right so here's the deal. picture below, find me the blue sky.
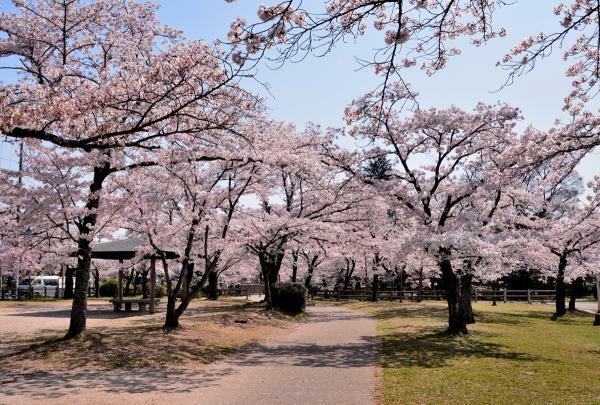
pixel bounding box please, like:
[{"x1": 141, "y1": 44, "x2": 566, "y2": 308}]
[{"x1": 1, "y1": 0, "x2": 598, "y2": 179}]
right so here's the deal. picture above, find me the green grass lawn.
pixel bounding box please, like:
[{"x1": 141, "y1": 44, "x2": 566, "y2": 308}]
[{"x1": 346, "y1": 300, "x2": 600, "y2": 405}]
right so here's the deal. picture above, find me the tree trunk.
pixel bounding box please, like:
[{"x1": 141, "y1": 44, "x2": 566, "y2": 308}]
[
  {"x1": 263, "y1": 268, "x2": 273, "y2": 310},
  {"x1": 64, "y1": 162, "x2": 110, "y2": 339},
  {"x1": 258, "y1": 254, "x2": 275, "y2": 310},
  {"x1": 268, "y1": 250, "x2": 285, "y2": 285},
  {"x1": 554, "y1": 255, "x2": 567, "y2": 317},
  {"x1": 124, "y1": 269, "x2": 134, "y2": 296},
  {"x1": 371, "y1": 274, "x2": 379, "y2": 302},
  {"x1": 440, "y1": 258, "x2": 467, "y2": 335},
  {"x1": 568, "y1": 278, "x2": 581, "y2": 312},
  {"x1": 164, "y1": 292, "x2": 179, "y2": 328},
  {"x1": 141, "y1": 271, "x2": 148, "y2": 299},
  {"x1": 461, "y1": 274, "x2": 475, "y2": 324},
  {"x1": 398, "y1": 271, "x2": 404, "y2": 303},
  {"x1": 65, "y1": 239, "x2": 92, "y2": 339},
  {"x1": 304, "y1": 274, "x2": 313, "y2": 289},
  {"x1": 207, "y1": 270, "x2": 219, "y2": 300},
  {"x1": 63, "y1": 266, "x2": 74, "y2": 300},
  {"x1": 291, "y1": 249, "x2": 299, "y2": 283},
  {"x1": 94, "y1": 267, "x2": 100, "y2": 298},
  {"x1": 417, "y1": 268, "x2": 423, "y2": 303}
]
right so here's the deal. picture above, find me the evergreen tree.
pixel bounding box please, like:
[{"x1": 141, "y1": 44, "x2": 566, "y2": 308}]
[{"x1": 364, "y1": 156, "x2": 392, "y2": 180}]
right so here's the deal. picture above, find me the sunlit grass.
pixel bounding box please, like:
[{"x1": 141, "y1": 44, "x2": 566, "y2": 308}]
[{"x1": 346, "y1": 300, "x2": 600, "y2": 405}]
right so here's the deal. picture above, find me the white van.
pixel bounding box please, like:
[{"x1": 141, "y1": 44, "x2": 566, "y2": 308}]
[{"x1": 19, "y1": 276, "x2": 63, "y2": 297}]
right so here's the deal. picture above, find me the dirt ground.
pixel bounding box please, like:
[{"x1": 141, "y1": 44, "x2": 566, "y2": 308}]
[{"x1": 0, "y1": 299, "x2": 377, "y2": 405}]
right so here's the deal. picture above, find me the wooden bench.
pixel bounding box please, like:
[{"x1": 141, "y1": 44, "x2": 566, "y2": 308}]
[{"x1": 110, "y1": 298, "x2": 161, "y2": 313}]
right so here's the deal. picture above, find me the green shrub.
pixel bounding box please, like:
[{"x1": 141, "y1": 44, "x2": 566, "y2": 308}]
[
  {"x1": 99, "y1": 279, "x2": 118, "y2": 298},
  {"x1": 155, "y1": 284, "x2": 166, "y2": 298},
  {"x1": 271, "y1": 282, "x2": 307, "y2": 315}
]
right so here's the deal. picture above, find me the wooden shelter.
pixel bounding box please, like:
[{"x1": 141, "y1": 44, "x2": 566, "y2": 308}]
[{"x1": 90, "y1": 237, "x2": 178, "y2": 314}]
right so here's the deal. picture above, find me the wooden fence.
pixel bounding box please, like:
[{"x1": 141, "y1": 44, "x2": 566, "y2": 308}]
[
  {"x1": 312, "y1": 288, "x2": 556, "y2": 304},
  {"x1": 222, "y1": 283, "x2": 264, "y2": 298}
]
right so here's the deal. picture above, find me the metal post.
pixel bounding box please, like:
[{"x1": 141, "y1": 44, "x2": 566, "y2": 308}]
[
  {"x1": 503, "y1": 288, "x2": 507, "y2": 303},
  {"x1": 149, "y1": 257, "x2": 156, "y2": 314},
  {"x1": 594, "y1": 275, "x2": 600, "y2": 326},
  {"x1": 527, "y1": 289, "x2": 531, "y2": 304}
]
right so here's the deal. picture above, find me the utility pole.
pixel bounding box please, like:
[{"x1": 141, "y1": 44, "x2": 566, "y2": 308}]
[{"x1": 15, "y1": 142, "x2": 23, "y2": 299}]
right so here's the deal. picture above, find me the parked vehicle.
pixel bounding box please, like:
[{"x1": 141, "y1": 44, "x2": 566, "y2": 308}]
[{"x1": 18, "y1": 276, "x2": 63, "y2": 298}]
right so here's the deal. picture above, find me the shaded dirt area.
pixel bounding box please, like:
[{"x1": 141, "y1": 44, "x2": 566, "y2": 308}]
[
  {"x1": 0, "y1": 298, "x2": 291, "y2": 373},
  {"x1": 0, "y1": 303, "x2": 377, "y2": 405}
]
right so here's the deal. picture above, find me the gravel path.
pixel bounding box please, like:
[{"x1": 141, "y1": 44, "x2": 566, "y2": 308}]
[
  {"x1": 0, "y1": 304, "x2": 378, "y2": 405},
  {"x1": 574, "y1": 301, "x2": 599, "y2": 314}
]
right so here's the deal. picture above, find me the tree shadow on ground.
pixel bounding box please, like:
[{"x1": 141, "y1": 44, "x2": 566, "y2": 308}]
[
  {"x1": 0, "y1": 366, "x2": 236, "y2": 398},
  {"x1": 372, "y1": 304, "x2": 448, "y2": 322},
  {"x1": 0, "y1": 324, "x2": 240, "y2": 369},
  {"x1": 379, "y1": 329, "x2": 547, "y2": 369},
  {"x1": 0, "y1": 301, "x2": 285, "y2": 371},
  {"x1": 476, "y1": 308, "x2": 593, "y2": 326},
  {"x1": 225, "y1": 335, "x2": 378, "y2": 369}
]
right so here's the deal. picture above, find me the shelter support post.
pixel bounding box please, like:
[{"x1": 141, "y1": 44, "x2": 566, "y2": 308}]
[
  {"x1": 149, "y1": 258, "x2": 156, "y2": 314},
  {"x1": 118, "y1": 259, "x2": 124, "y2": 301}
]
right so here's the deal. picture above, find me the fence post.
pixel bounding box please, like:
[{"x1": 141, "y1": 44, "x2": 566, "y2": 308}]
[
  {"x1": 503, "y1": 288, "x2": 507, "y2": 303},
  {"x1": 474, "y1": 288, "x2": 478, "y2": 303},
  {"x1": 44, "y1": 286, "x2": 47, "y2": 298},
  {"x1": 527, "y1": 289, "x2": 531, "y2": 304}
]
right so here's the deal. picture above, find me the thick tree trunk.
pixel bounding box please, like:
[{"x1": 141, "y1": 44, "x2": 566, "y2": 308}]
[
  {"x1": 343, "y1": 275, "x2": 351, "y2": 291},
  {"x1": 440, "y1": 258, "x2": 468, "y2": 335},
  {"x1": 291, "y1": 250, "x2": 299, "y2": 283},
  {"x1": 163, "y1": 262, "x2": 207, "y2": 329},
  {"x1": 417, "y1": 268, "x2": 423, "y2": 303},
  {"x1": 164, "y1": 292, "x2": 179, "y2": 328},
  {"x1": 554, "y1": 255, "x2": 567, "y2": 317},
  {"x1": 371, "y1": 274, "x2": 379, "y2": 302},
  {"x1": 207, "y1": 271, "x2": 219, "y2": 300},
  {"x1": 268, "y1": 251, "x2": 285, "y2": 285},
  {"x1": 65, "y1": 239, "x2": 92, "y2": 339},
  {"x1": 568, "y1": 278, "x2": 581, "y2": 312},
  {"x1": 258, "y1": 253, "x2": 275, "y2": 310},
  {"x1": 63, "y1": 266, "x2": 74, "y2": 300},
  {"x1": 263, "y1": 267, "x2": 273, "y2": 310},
  {"x1": 64, "y1": 162, "x2": 110, "y2": 339},
  {"x1": 461, "y1": 274, "x2": 475, "y2": 324},
  {"x1": 304, "y1": 274, "x2": 313, "y2": 289}
]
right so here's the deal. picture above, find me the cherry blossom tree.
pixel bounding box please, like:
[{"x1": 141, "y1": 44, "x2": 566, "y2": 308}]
[
  {"x1": 226, "y1": 0, "x2": 510, "y2": 111},
  {"x1": 0, "y1": 0, "x2": 260, "y2": 338},
  {"x1": 514, "y1": 164, "x2": 600, "y2": 318},
  {"x1": 239, "y1": 122, "x2": 370, "y2": 309},
  {"x1": 115, "y1": 144, "x2": 259, "y2": 327},
  {"x1": 334, "y1": 99, "x2": 525, "y2": 334}
]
